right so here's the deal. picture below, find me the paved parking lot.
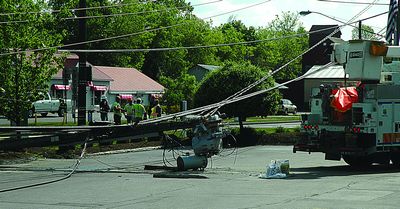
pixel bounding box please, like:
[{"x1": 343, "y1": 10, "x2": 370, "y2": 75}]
[{"x1": 1, "y1": 145, "x2": 400, "y2": 208}]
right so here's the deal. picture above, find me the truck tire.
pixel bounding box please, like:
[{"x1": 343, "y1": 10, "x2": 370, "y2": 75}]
[
  {"x1": 284, "y1": 109, "x2": 288, "y2": 115},
  {"x1": 40, "y1": 113, "x2": 48, "y2": 117},
  {"x1": 372, "y1": 153, "x2": 390, "y2": 165},
  {"x1": 28, "y1": 109, "x2": 35, "y2": 118},
  {"x1": 293, "y1": 108, "x2": 297, "y2": 115},
  {"x1": 390, "y1": 153, "x2": 400, "y2": 167},
  {"x1": 342, "y1": 155, "x2": 372, "y2": 167}
]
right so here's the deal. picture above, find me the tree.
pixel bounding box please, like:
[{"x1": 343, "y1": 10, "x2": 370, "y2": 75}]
[
  {"x1": 351, "y1": 24, "x2": 378, "y2": 40},
  {"x1": 159, "y1": 73, "x2": 198, "y2": 113},
  {"x1": 253, "y1": 12, "x2": 308, "y2": 80},
  {"x1": 194, "y1": 61, "x2": 281, "y2": 131},
  {"x1": 0, "y1": 0, "x2": 64, "y2": 126}
]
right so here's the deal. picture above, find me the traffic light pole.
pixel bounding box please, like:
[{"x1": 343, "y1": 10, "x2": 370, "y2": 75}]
[{"x1": 78, "y1": 0, "x2": 87, "y2": 126}]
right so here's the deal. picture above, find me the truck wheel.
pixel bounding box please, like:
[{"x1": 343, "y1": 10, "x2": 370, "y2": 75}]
[
  {"x1": 293, "y1": 108, "x2": 297, "y2": 115},
  {"x1": 390, "y1": 153, "x2": 400, "y2": 167},
  {"x1": 342, "y1": 155, "x2": 372, "y2": 167},
  {"x1": 28, "y1": 109, "x2": 35, "y2": 118},
  {"x1": 373, "y1": 153, "x2": 390, "y2": 165},
  {"x1": 40, "y1": 113, "x2": 48, "y2": 117},
  {"x1": 284, "y1": 109, "x2": 288, "y2": 115}
]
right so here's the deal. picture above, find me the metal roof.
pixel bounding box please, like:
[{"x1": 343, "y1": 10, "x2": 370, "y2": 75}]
[
  {"x1": 304, "y1": 65, "x2": 347, "y2": 79},
  {"x1": 95, "y1": 66, "x2": 164, "y2": 94},
  {"x1": 52, "y1": 64, "x2": 113, "y2": 81},
  {"x1": 197, "y1": 64, "x2": 221, "y2": 71}
]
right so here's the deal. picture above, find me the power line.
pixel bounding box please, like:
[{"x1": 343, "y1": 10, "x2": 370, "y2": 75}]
[
  {"x1": 0, "y1": 140, "x2": 88, "y2": 193},
  {"x1": 0, "y1": 0, "x2": 272, "y2": 56},
  {"x1": 0, "y1": 0, "x2": 222, "y2": 24},
  {"x1": 58, "y1": 11, "x2": 388, "y2": 54},
  {"x1": 139, "y1": 0, "x2": 382, "y2": 121},
  {"x1": 138, "y1": 62, "x2": 337, "y2": 126},
  {"x1": 317, "y1": 0, "x2": 388, "y2": 5},
  {"x1": 0, "y1": 0, "x2": 222, "y2": 16},
  {"x1": 0, "y1": 2, "x2": 137, "y2": 16}
]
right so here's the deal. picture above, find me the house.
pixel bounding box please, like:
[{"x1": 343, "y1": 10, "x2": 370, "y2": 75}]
[
  {"x1": 50, "y1": 55, "x2": 164, "y2": 109},
  {"x1": 294, "y1": 24, "x2": 342, "y2": 110},
  {"x1": 302, "y1": 25, "x2": 342, "y2": 73},
  {"x1": 188, "y1": 64, "x2": 288, "y2": 90},
  {"x1": 95, "y1": 66, "x2": 164, "y2": 106},
  {"x1": 188, "y1": 64, "x2": 221, "y2": 82}
]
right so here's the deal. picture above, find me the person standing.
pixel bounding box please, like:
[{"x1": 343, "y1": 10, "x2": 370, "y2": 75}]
[
  {"x1": 151, "y1": 100, "x2": 162, "y2": 118},
  {"x1": 99, "y1": 96, "x2": 110, "y2": 121},
  {"x1": 133, "y1": 98, "x2": 146, "y2": 124},
  {"x1": 112, "y1": 96, "x2": 122, "y2": 125},
  {"x1": 124, "y1": 99, "x2": 134, "y2": 124}
]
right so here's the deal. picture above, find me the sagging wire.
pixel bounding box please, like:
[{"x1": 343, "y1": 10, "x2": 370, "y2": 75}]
[
  {"x1": 0, "y1": 138, "x2": 89, "y2": 193},
  {"x1": 162, "y1": 133, "x2": 187, "y2": 167},
  {"x1": 0, "y1": 0, "x2": 271, "y2": 56},
  {"x1": 0, "y1": 0, "x2": 223, "y2": 24},
  {"x1": 204, "y1": 0, "x2": 379, "y2": 117},
  {"x1": 138, "y1": 61, "x2": 337, "y2": 128},
  {"x1": 218, "y1": 133, "x2": 238, "y2": 165}
]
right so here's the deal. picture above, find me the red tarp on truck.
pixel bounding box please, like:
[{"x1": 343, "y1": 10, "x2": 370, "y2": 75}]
[{"x1": 330, "y1": 87, "x2": 358, "y2": 112}]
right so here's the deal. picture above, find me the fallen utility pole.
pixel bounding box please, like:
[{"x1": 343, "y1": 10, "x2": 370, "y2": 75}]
[{"x1": 0, "y1": 120, "x2": 206, "y2": 151}]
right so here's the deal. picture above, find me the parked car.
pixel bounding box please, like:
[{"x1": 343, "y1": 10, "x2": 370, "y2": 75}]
[
  {"x1": 29, "y1": 92, "x2": 71, "y2": 117},
  {"x1": 278, "y1": 99, "x2": 297, "y2": 115}
]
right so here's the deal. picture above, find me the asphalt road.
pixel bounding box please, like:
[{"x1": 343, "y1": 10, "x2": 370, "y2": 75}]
[{"x1": 1, "y1": 145, "x2": 400, "y2": 209}]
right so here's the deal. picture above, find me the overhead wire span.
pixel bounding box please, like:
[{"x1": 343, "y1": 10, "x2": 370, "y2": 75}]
[
  {"x1": 0, "y1": 0, "x2": 223, "y2": 24},
  {"x1": 58, "y1": 11, "x2": 388, "y2": 55},
  {"x1": 317, "y1": 0, "x2": 388, "y2": 5},
  {"x1": 204, "y1": 0, "x2": 379, "y2": 116},
  {"x1": 0, "y1": 2, "x2": 139, "y2": 16},
  {"x1": 0, "y1": 139, "x2": 89, "y2": 193},
  {"x1": 138, "y1": 61, "x2": 337, "y2": 126},
  {"x1": 0, "y1": 0, "x2": 271, "y2": 56}
]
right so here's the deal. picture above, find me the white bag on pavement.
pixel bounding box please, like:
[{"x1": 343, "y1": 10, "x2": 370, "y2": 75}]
[{"x1": 259, "y1": 159, "x2": 289, "y2": 179}]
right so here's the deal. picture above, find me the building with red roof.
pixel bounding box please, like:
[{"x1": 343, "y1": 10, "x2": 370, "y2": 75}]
[{"x1": 50, "y1": 54, "x2": 164, "y2": 110}]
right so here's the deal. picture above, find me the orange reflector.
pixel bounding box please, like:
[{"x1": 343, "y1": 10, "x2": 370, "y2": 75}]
[{"x1": 370, "y1": 42, "x2": 388, "y2": 56}]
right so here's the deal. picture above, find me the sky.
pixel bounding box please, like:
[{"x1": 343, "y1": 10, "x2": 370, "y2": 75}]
[{"x1": 187, "y1": 0, "x2": 390, "y2": 40}]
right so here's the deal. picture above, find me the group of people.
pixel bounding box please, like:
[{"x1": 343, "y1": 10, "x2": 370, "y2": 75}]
[{"x1": 99, "y1": 96, "x2": 162, "y2": 125}]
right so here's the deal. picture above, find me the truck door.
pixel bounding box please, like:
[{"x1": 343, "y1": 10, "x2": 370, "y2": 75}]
[{"x1": 35, "y1": 94, "x2": 47, "y2": 112}]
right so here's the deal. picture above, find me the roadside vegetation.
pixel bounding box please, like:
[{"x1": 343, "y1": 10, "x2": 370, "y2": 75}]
[{"x1": 1, "y1": 0, "x2": 308, "y2": 125}]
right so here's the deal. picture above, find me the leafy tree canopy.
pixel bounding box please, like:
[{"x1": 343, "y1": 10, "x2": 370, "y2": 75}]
[
  {"x1": 194, "y1": 61, "x2": 281, "y2": 118},
  {"x1": 0, "y1": 0, "x2": 65, "y2": 125},
  {"x1": 253, "y1": 12, "x2": 308, "y2": 80},
  {"x1": 351, "y1": 24, "x2": 379, "y2": 40},
  {"x1": 159, "y1": 73, "x2": 198, "y2": 113}
]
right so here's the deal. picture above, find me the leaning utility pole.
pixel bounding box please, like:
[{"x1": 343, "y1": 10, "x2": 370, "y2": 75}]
[{"x1": 77, "y1": 0, "x2": 87, "y2": 126}]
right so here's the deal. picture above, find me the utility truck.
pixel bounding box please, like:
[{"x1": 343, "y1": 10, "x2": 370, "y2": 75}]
[{"x1": 294, "y1": 39, "x2": 400, "y2": 166}]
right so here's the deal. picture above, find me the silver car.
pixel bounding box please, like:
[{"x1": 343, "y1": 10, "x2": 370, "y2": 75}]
[{"x1": 279, "y1": 99, "x2": 297, "y2": 115}]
